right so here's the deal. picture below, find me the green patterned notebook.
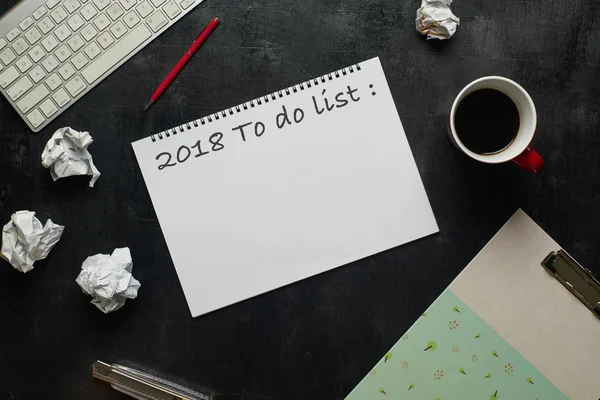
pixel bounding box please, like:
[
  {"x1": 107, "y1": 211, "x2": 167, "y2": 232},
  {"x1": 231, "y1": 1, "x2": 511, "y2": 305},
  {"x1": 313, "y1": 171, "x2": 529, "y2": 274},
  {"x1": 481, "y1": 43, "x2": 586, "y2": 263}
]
[
  {"x1": 347, "y1": 289, "x2": 565, "y2": 399},
  {"x1": 345, "y1": 210, "x2": 600, "y2": 399}
]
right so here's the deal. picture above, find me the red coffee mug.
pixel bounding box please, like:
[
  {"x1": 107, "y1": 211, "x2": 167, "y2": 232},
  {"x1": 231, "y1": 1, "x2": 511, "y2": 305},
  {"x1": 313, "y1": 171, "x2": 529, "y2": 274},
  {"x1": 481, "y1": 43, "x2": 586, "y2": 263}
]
[{"x1": 449, "y1": 77, "x2": 544, "y2": 174}]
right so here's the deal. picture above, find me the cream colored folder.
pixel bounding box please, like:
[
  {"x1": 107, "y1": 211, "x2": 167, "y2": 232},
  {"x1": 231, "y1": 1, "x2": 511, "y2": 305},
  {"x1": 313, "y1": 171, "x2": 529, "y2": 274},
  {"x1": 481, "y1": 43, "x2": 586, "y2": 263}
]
[
  {"x1": 450, "y1": 209, "x2": 600, "y2": 398},
  {"x1": 346, "y1": 209, "x2": 600, "y2": 399}
]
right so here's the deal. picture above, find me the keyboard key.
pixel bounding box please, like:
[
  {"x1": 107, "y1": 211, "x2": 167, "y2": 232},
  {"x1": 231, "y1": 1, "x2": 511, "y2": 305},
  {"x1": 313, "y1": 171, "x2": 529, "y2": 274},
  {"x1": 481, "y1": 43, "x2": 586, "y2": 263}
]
[
  {"x1": 58, "y1": 62, "x2": 76, "y2": 80},
  {"x1": 6, "y1": 28, "x2": 20, "y2": 42},
  {"x1": 180, "y1": 0, "x2": 195, "y2": 9},
  {"x1": 65, "y1": 75, "x2": 86, "y2": 96},
  {"x1": 11, "y1": 38, "x2": 29, "y2": 55},
  {"x1": 33, "y1": 6, "x2": 48, "y2": 20},
  {"x1": 42, "y1": 54, "x2": 59, "y2": 72},
  {"x1": 17, "y1": 84, "x2": 50, "y2": 113},
  {"x1": 55, "y1": 44, "x2": 72, "y2": 62},
  {"x1": 97, "y1": 32, "x2": 115, "y2": 49},
  {"x1": 84, "y1": 42, "x2": 101, "y2": 59},
  {"x1": 119, "y1": 0, "x2": 137, "y2": 10},
  {"x1": 93, "y1": 14, "x2": 111, "y2": 31},
  {"x1": 53, "y1": 88, "x2": 70, "y2": 107},
  {"x1": 7, "y1": 76, "x2": 33, "y2": 101},
  {"x1": 19, "y1": 17, "x2": 35, "y2": 31},
  {"x1": 0, "y1": 38, "x2": 6, "y2": 50},
  {"x1": 123, "y1": 11, "x2": 140, "y2": 28},
  {"x1": 82, "y1": 24, "x2": 151, "y2": 84},
  {"x1": 93, "y1": 0, "x2": 111, "y2": 10},
  {"x1": 110, "y1": 21, "x2": 127, "y2": 39},
  {"x1": 40, "y1": 98, "x2": 58, "y2": 117},
  {"x1": 0, "y1": 48, "x2": 16, "y2": 65},
  {"x1": 151, "y1": 0, "x2": 166, "y2": 7},
  {"x1": 81, "y1": 24, "x2": 98, "y2": 41},
  {"x1": 107, "y1": 3, "x2": 124, "y2": 21},
  {"x1": 24, "y1": 27, "x2": 43, "y2": 44},
  {"x1": 38, "y1": 17, "x2": 55, "y2": 34},
  {"x1": 163, "y1": 1, "x2": 181, "y2": 19},
  {"x1": 71, "y1": 52, "x2": 89, "y2": 69},
  {"x1": 50, "y1": 6, "x2": 68, "y2": 24},
  {"x1": 45, "y1": 0, "x2": 61, "y2": 10},
  {"x1": 41, "y1": 35, "x2": 59, "y2": 51},
  {"x1": 136, "y1": 1, "x2": 153, "y2": 18},
  {"x1": 27, "y1": 109, "x2": 46, "y2": 129},
  {"x1": 147, "y1": 11, "x2": 168, "y2": 32},
  {"x1": 67, "y1": 34, "x2": 85, "y2": 51},
  {"x1": 28, "y1": 45, "x2": 45, "y2": 62},
  {"x1": 45, "y1": 73, "x2": 62, "y2": 90},
  {"x1": 80, "y1": 4, "x2": 98, "y2": 21},
  {"x1": 67, "y1": 14, "x2": 85, "y2": 31},
  {"x1": 0, "y1": 66, "x2": 19, "y2": 88},
  {"x1": 15, "y1": 55, "x2": 33, "y2": 72},
  {"x1": 64, "y1": 0, "x2": 82, "y2": 13},
  {"x1": 29, "y1": 65, "x2": 46, "y2": 83},
  {"x1": 55, "y1": 24, "x2": 72, "y2": 42}
]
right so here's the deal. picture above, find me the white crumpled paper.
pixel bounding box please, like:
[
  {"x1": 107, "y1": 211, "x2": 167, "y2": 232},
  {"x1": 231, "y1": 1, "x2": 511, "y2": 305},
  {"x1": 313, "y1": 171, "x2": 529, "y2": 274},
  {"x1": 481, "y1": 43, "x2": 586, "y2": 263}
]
[
  {"x1": 76, "y1": 247, "x2": 141, "y2": 314},
  {"x1": 1, "y1": 210, "x2": 64, "y2": 273},
  {"x1": 41, "y1": 127, "x2": 101, "y2": 187},
  {"x1": 416, "y1": 0, "x2": 460, "y2": 40}
]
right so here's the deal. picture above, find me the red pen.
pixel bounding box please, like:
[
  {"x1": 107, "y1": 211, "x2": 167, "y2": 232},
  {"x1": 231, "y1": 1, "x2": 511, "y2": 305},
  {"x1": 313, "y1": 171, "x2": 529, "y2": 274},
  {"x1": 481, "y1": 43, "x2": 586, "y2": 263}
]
[{"x1": 144, "y1": 17, "x2": 220, "y2": 112}]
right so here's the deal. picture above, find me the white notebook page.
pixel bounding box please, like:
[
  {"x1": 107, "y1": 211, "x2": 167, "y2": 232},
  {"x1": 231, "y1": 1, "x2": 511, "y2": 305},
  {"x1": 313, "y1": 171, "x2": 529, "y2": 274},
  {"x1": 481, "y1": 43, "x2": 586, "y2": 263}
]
[{"x1": 133, "y1": 57, "x2": 438, "y2": 317}]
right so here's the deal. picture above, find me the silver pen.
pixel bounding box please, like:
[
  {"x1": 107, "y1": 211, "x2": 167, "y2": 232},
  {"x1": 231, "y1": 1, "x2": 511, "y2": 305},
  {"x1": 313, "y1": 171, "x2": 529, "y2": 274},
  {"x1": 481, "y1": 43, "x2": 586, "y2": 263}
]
[{"x1": 93, "y1": 361, "x2": 211, "y2": 400}]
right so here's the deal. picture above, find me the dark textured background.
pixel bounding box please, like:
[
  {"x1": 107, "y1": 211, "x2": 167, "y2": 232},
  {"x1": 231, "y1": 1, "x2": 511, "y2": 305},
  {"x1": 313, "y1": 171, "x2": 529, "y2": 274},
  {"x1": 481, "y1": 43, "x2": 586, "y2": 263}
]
[{"x1": 1, "y1": 0, "x2": 599, "y2": 399}]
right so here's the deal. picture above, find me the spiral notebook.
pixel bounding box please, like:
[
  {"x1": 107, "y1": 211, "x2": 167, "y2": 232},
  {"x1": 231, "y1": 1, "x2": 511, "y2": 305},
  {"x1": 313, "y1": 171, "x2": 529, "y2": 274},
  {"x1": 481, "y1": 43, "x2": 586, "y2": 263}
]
[
  {"x1": 346, "y1": 209, "x2": 600, "y2": 400},
  {"x1": 132, "y1": 57, "x2": 438, "y2": 317}
]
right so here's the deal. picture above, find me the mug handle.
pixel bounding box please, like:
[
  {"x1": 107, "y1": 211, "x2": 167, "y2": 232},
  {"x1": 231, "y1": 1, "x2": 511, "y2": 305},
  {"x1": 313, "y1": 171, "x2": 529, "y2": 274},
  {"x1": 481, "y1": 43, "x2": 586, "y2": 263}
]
[{"x1": 512, "y1": 147, "x2": 545, "y2": 174}]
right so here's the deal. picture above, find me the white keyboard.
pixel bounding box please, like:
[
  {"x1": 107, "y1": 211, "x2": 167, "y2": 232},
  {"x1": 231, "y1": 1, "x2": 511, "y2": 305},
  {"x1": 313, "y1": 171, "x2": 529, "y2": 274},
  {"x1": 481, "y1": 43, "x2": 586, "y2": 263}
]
[{"x1": 0, "y1": 0, "x2": 204, "y2": 132}]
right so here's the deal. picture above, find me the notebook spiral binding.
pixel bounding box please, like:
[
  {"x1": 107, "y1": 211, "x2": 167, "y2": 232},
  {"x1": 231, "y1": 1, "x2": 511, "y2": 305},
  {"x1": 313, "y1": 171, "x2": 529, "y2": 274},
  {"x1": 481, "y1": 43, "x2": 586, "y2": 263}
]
[{"x1": 150, "y1": 63, "x2": 362, "y2": 142}]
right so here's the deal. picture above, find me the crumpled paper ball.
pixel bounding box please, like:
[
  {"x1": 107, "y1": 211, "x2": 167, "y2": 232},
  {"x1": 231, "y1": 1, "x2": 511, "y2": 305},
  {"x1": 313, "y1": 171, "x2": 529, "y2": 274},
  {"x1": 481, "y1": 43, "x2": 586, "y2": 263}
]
[
  {"x1": 76, "y1": 247, "x2": 141, "y2": 314},
  {"x1": 416, "y1": 0, "x2": 460, "y2": 40},
  {"x1": 41, "y1": 127, "x2": 101, "y2": 187},
  {"x1": 1, "y1": 210, "x2": 64, "y2": 273}
]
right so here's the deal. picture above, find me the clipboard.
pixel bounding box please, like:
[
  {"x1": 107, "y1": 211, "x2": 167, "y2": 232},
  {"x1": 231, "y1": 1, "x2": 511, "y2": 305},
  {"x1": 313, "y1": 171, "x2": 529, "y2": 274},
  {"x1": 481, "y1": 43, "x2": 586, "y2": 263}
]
[{"x1": 345, "y1": 209, "x2": 600, "y2": 400}]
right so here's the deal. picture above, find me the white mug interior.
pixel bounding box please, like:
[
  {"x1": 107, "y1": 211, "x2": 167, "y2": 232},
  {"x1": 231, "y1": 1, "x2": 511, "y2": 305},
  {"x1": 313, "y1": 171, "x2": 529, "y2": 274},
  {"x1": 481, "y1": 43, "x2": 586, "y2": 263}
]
[{"x1": 450, "y1": 77, "x2": 537, "y2": 163}]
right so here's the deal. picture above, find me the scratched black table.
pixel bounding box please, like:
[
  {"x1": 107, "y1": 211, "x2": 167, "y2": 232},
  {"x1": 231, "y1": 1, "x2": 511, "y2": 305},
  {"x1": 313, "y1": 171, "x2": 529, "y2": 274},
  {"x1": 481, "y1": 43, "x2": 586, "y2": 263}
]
[{"x1": 1, "y1": 1, "x2": 599, "y2": 399}]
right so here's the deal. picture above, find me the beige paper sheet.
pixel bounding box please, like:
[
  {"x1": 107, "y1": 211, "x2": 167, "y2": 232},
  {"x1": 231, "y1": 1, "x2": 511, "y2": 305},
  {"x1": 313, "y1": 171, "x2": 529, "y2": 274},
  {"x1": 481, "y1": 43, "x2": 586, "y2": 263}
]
[{"x1": 450, "y1": 209, "x2": 600, "y2": 399}]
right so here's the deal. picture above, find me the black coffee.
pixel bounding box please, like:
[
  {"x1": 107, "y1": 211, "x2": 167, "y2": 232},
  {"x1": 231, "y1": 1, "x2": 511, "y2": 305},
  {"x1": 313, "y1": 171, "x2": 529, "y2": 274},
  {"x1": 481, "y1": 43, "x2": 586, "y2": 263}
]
[{"x1": 454, "y1": 89, "x2": 520, "y2": 154}]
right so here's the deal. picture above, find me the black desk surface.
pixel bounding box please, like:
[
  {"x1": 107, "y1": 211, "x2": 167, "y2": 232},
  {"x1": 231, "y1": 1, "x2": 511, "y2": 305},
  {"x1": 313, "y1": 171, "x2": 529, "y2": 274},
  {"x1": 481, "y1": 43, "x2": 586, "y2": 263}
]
[{"x1": 1, "y1": 1, "x2": 599, "y2": 399}]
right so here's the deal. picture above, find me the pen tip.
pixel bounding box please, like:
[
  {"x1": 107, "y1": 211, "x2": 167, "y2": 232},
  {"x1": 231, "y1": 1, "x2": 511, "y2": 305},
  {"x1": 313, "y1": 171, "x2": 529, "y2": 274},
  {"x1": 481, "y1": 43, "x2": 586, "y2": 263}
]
[{"x1": 143, "y1": 101, "x2": 153, "y2": 112}]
